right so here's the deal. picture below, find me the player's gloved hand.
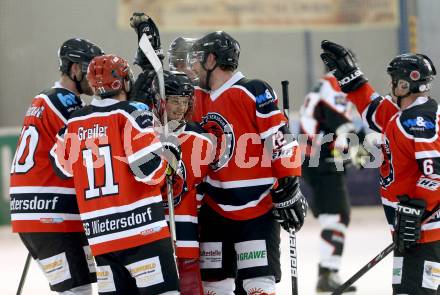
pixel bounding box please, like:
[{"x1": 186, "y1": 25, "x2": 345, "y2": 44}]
[
  {"x1": 161, "y1": 170, "x2": 187, "y2": 208},
  {"x1": 394, "y1": 195, "x2": 426, "y2": 253},
  {"x1": 160, "y1": 134, "x2": 182, "y2": 175},
  {"x1": 129, "y1": 71, "x2": 157, "y2": 103},
  {"x1": 129, "y1": 12, "x2": 163, "y2": 70},
  {"x1": 320, "y1": 40, "x2": 368, "y2": 92},
  {"x1": 271, "y1": 176, "x2": 308, "y2": 232}
]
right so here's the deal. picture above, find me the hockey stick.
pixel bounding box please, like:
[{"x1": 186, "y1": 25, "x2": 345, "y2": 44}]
[
  {"x1": 332, "y1": 204, "x2": 440, "y2": 295},
  {"x1": 138, "y1": 34, "x2": 177, "y2": 250},
  {"x1": 16, "y1": 252, "x2": 31, "y2": 295},
  {"x1": 281, "y1": 80, "x2": 299, "y2": 295}
]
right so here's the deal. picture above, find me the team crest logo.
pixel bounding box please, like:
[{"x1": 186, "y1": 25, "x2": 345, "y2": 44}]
[
  {"x1": 380, "y1": 138, "x2": 394, "y2": 188},
  {"x1": 200, "y1": 112, "x2": 235, "y2": 171}
]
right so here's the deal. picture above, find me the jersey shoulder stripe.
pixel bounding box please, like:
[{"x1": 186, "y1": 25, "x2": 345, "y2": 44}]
[
  {"x1": 40, "y1": 87, "x2": 83, "y2": 122},
  {"x1": 69, "y1": 101, "x2": 154, "y2": 131}
]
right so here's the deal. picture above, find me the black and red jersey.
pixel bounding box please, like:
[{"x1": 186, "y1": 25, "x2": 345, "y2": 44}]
[
  {"x1": 51, "y1": 98, "x2": 169, "y2": 256},
  {"x1": 10, "y1": 83, "x2": 84, "y2": 233},
  {"x1": 347, "y1": 83, "x2": 440, "y2": 243},
  {"x1": 164, "y1": 122, "x2": 213, "y2": 259},
  {"x1": 192, "y1": 71, "x2": 301, "y2": 221}
]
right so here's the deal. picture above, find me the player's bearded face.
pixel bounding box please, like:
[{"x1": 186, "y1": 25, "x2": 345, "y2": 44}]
[{"x1": 81, "y1": 74, "x2": 94, "y2": 96}]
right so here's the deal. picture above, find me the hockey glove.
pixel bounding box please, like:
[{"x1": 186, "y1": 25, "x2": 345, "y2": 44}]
[
  {"x1": 271, "y1": 176, "x2": 308, "y2": 232},
  {"x1": 160, "y1": 134, "x2": 182, "y2": 175},
  {"x1": 394, "y1": 195, "x2": 426, "y2": 253},
  {"x1": 320, "y1": 40, "x2": 368, "y2": 93},
  {"x1": 129, "y1": 12, "x2": 164, "y2": 70}
]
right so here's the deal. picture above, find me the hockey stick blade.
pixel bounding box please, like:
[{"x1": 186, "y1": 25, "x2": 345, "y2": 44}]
[
  {"x1": 139, "y1": 34, "x2": 165, "y2": 101},
  {"x1": 332, "y1": 204, "x2": 440, "y2": 295}
]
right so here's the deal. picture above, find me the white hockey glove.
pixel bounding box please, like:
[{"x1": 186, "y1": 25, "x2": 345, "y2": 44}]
[
  {"x1": 394, "y1": 195, "x2": 426, "y2": 253},
  {"x1": 160, "y1": 134, "x2": 182, "y2": 175},
  {"x1": 271, "y1": 176, "x2": 308, "y2": 232}
]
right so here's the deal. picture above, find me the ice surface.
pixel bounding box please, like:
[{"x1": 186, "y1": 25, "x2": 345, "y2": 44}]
[{"x1": 0, "y1": 206, "x2": 392, "y2": 294}]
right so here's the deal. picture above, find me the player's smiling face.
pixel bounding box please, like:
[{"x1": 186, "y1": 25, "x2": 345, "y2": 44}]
[{"x1": 165, "y1": 95, "x2": 189, "y2": 121}]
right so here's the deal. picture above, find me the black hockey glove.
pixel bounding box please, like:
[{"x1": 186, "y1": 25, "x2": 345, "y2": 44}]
[
  {"x1": 394, "y1": 195, "x2": 426, "y2": 253},
  {"x1": 271, "y1": 176, "x2": 308, "y2": 232},
  {"x1": 320, "y1": 40, "x2": 368, "y2": 93},
  {"x1": 129, "y1": 12, "x2": 164, "y2": 70},
  {"x1": 129, "y1": 71, "x2": 156, "y2": 103}
]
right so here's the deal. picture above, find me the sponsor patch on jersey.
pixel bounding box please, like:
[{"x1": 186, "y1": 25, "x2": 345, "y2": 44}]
[
  {"x1": 392, "y1": 256, "x2": 403, "y2": 285},
  {"x1": 129, "y1": 102, "x2": 149, "y2": 111},
  {"x1": 97, "y1": 265, "x2": 116, "y2": 292},
  {"x1": 235, "y1": 240, "x2": 268, "y2": 270},
  {"x1": 417, "y1": 178, "x2": 440, "y2": 191},
  {"x1": 402, "y1": 116, "x2": 435, "y2": 131},
  {"x1": 255, "y1": 89, "x2": 275, "y2": 107},
  {"x1": 83, "y1": 246, "x2": 96, "y2": 274},
  {"x1": 200, "y1": 242, "x2": 222, "y2": 269},
  {"x1": 38, "y1": 252, "x2": 71, "y2": 286},
  {"x1": 126, "y1": 256, "x2": 164, "y2": 288},
  {"x1": 57, "y1": 93, "x2": 77, "y2": 107},
  {"x1": 423, "y1": 261, "x2": 440, "y2": 290}
]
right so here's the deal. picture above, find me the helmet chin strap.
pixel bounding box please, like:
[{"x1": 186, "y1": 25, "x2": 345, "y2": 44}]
[
  {"x1": 202, "y1": 61, "x2": 218, "y2": 91},
  {"x1": 68, "y1": 64, "x2": 84, "y2": 94}
]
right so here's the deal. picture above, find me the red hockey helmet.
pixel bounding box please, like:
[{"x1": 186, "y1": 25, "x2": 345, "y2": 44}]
[{"x1": 87, "y1": 54, "x2": 133, "y2": 98}]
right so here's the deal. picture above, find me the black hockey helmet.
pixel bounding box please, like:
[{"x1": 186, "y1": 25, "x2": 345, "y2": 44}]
[
  {"x1": 387, "y1": 53, "x2": 436, "y2": 93},
  {"x1": 168, "y1": 37, "x2": 197, "y2": 71},
  {"x1": 165, "y1": 71, "x2": 194, "y2": 97},
  {"x1": 190, "y1": 31, "x2": 240, "y2": 70},
  {"x1": 130, "y1": 70, "x2": 194, "y2": 120},
  {"x1": 58, "y1": 38, "x2": 104, "y2": 74}
]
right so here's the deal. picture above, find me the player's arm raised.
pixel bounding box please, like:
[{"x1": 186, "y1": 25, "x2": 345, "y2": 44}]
[{"x1": 320, "y1": 40, "x2": 399, "y2": 133}]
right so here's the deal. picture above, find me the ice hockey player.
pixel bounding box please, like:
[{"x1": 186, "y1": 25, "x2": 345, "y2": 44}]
[
  {"x1": 168, "y1": 37, "x2": 198, "y2": 83},
  {"x1": 300, "y1": 71, "x2": 368, "y2": 292},
  {"x1": 321, "y1": 40, "x2": 440, "y2": 294},
  {"x1": 10, "y1": 38, "x2": 103, "y2": 294},
  {"x1": 50, "y1": 54, "x2": 179, "y2": 294},
  {"x1": 132, "y1": 69, "x2": 214, "y2": 295},
  {"x1": 188, "y1": 31, "x2": 308, "y2": 295}
]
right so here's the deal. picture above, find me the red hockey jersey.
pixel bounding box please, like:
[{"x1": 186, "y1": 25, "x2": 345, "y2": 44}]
[
  {"x1": 10, "y1": 83, "x2": 84, "y2": 233},
  {"x1": 164, "y1": 122, "x2": 213, "y2": 259},
  {"x1": 348, "y1": 83, "x2": 440, "y2": 243},
  {"x1": 192, "y1": 72, "x2": 301, "y2": 220},
  {"x1": 51, "y1": 98, "x2": 169, "y2": 255}
]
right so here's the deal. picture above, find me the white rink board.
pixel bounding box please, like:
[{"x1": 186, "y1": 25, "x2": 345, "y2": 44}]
[{"x1": 0, "y1": 206, "x2": 392, "y2": 295}]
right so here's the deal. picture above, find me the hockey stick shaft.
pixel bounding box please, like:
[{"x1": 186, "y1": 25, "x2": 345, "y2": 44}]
[
  {"x1": 139, "y1": 34, "x2": 177, "y2": 249},
  {"x1": 281, "y1": 80, "x2": 298, "y2": 295},
  {"x1": 16, "y1": 252, "x2": 31, "y2": 295},
  {"x1": 332, "y1": 204, "x2": 440, "y2": 295}
]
